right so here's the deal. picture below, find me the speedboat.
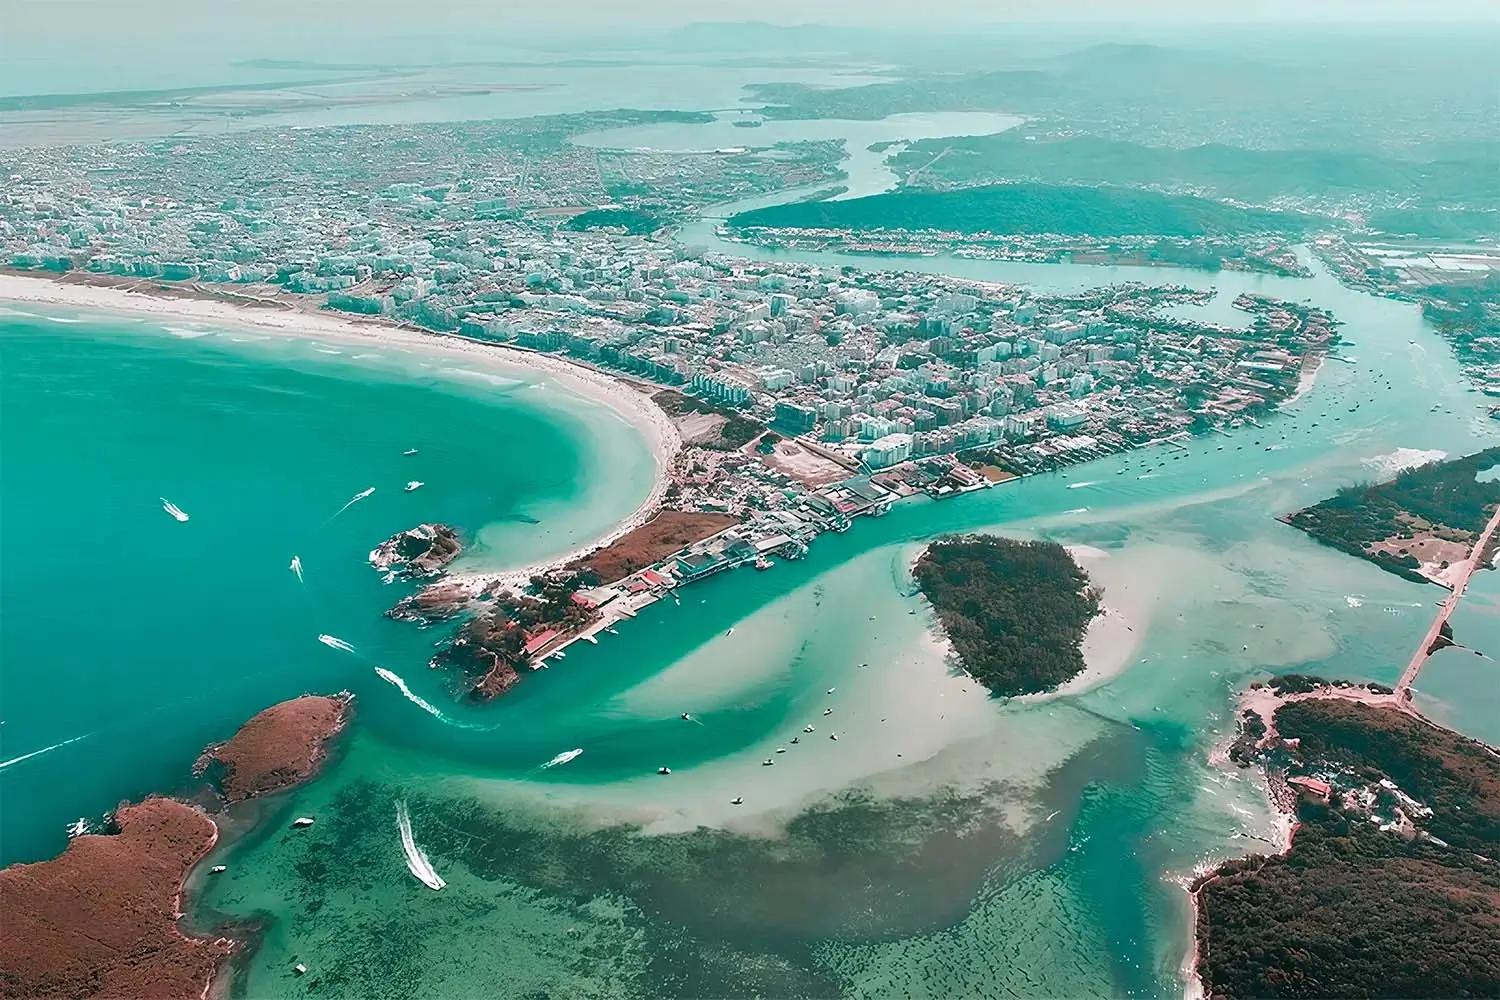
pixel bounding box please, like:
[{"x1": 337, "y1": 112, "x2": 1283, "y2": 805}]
[
  {"x1": 725, "y1": 627, "x2": 735, "y2": 637},
  {"x1": 209, "y1": 865, "x2": 228, "y2": 874},
  {"x1": 405, "y1": 481, "x2": 424, "y2": 492},
  {"x1": 731, "y1": 796, "x2": 744, "y2": 805},
  {"x1": 657, "y1": 766, "x2": 672, "y2": 775},
  {"x1": 291, "y1": 817, "x2": 315, "y2": 828},
  {"x1": 803, "y1": 725, "x2": 814, "y2": 733},
  {"x1": 403, "y1": 448, "x2": 419, "y2": 456},
  {"x1": 160, "y1": 498, "x2": 189, "y2": 522},
  {"x1": 761, "y1": 758, "x2": 774, "y2": 766}
]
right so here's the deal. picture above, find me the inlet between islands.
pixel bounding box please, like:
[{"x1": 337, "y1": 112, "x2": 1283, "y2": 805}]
[{"x1": 0, "y1": 271, "x2": 684, "y2": 585}]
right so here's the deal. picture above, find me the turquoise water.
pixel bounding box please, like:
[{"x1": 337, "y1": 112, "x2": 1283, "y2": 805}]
[{"x1": 0, "y1": 310, "x2": 654, "y2": 865}]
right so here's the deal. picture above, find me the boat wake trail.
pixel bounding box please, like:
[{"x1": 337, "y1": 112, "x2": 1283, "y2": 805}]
[
  {"x1": 160, "y1": 498, "x2": 190, "y2": 522},
  {"x1": 289, "y1": 555, "x2": 304, "y2": 583},
  {"x1": 395, "y1": 800, "x2": 446, "y2": 890},
  {"x1": 323, "y1": 486, "x2": 375, "y2": 525},
  {"x1": 373, "y1": 667, "x2": 468, "y2": 727},
  {"x1": 0, "y1": 732, "x2": 91, "y2": 771},
  {"x1": 318, "y1": 634, "x2": 356, "y2": 653},
  {"x1": 1067, "y1": 480, "x2": 1098, "y2": 489},
  {"x1": 541, "y1": 748, "x2": 584, "y2": 769}
]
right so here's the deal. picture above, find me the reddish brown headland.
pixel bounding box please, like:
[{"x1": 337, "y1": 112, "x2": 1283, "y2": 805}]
[
  {"x1": 195, "y1": 693, "x2": 352, "y2": 802},
  {"x1": 0, "y1": 798, "x2": 229, "y2": 1000},
  {"x1": 0, "y1": 693, "x2": 352, "y2": 999}
]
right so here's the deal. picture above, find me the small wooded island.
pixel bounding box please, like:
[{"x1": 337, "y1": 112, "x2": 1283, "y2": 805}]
[{"x1": 913, "y1": 534, "x2": 1100, "y2": 696}]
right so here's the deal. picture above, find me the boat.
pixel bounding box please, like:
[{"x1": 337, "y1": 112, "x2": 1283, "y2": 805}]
[
  {"x1": 731, "y1": 796, "x2": 744, "y2": 805},
  {"x1": 657, "y1": 766, "x2": 672, "y2": 775},
  {"x1": 553, "y1": 650, "x2": 567, "y2": 660},
  {"x1": 724, "y1": 627, "x2": 735, "y2": 637},
  {"x1": 294, "y1": 964, "x2": 308, "y2": 977},
  {"x1": 582, "y1": 634, "x2": 598, "y2": 644},
  {"x1": 761, "y1": 758, "x2": 774, "y2": 766},
  {"x1": 209, "y1": 865, "x2": 227, "y2": 874},
  {"x1": 680, "y1": 712, "x2": 692, "y2": 721},
  {"x1": 317, "y1": 634, "x2": 355, "y2": 653},
  {"x1": 291, "y1": 817, "x2": 315, "y2": 828},
  {"x1": 405, "y1": 481, "x2": 424, "y2": 492},
  {"x1": 159, "y1": 498, "x2": 189, "y2": 522},
  {"x1": 754, "y1": 556, "x2": 772, "y2": 570},
  {"x1": 541, "y1": 748, "x2": 583, "y2": 769},
  {"x1": 790, "y1": 737, "x2": 800, "y2": 745},
  {"x1": 823, "y1": 707, "x2": 832, "y2": 716},
  {"x1": 396, "y1": 800, "x2": 446, "y2": 890},
  {"x1": 803, "y1": 725, "x2": 814, "y2": 733},
  {"x1": 403, "y1": 448, "x2": 419, "y2": 456},
  {"x1": 65, "y1": 817, "x2": 89, "y2": 838},
  {"x1": 826, "y1": 687, "x2": 836, "y2": 694},
  {"x1": 289, "y1": 555, "x2": 304, "y2": 582},
  {"x1": 828, "y1": 733, "x2": 839, "y2": 741}
]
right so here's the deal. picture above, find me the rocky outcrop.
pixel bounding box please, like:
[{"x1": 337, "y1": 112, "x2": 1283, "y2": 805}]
[
  {"x1": 387, "y1": 580, "x2": 474, "y2": 624},
  {"x1": 431, "y1": 613, "x2": 530, "y2": 702},
  {"x1": 195, "y1": 693, "x2": 352, "y2": 803},
  {"x1": 0, "y1": 798, "x2": 231, "y2": 1000},
  {"x1": 369, "y1": 523, "x2": 462, "y2": 578}
]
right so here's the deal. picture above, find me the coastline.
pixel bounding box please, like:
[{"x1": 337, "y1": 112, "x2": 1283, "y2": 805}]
[{"x1": 0, "y1": 271, "x2": 683, "y2": 582}]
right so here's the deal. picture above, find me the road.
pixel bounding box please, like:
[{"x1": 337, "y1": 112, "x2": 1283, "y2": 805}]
[{"x1": 1395, "y1": 500, "x2": 1500, "y2": 705}]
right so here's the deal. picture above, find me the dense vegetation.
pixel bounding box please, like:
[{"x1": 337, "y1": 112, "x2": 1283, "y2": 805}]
[
  {"x1": 1197, "y1": 699, "x2": 1500, "y2": 998},
  {"x1": 1284, "y1": 446, "x2": 1500, "y2": 584},
  {"x1": 729, "y1": 183, "x2": 1307, "y2": 239},
  {"x1": 890, "y1": 132, "x2": 1499, "y2": 213},
  {"x1": 562, "y1": 207, "x2": 664, "y2": 234},
  {"x1": 1197, "y1": 809, "x2": 1500, "y2": 998},
  {"x1": 913, "y1": 534, "x2": 1100, "y2": 696}
]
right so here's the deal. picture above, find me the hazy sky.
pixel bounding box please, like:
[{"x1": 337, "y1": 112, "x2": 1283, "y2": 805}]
[{"x1": 4, "y1": 0, "x2": 1497, "y2": 42}]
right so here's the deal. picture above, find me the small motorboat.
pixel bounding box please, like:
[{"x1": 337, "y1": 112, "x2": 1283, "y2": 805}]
[
  {"x1": 775, "y1": 747, "x2": 787, "y2": 754},
  {"x1": 209, "y1": 865, "x2": 228, "y2": 874},
  {"x1": 828, "y1": 733, "x2": 839, "y2": 741},
  {"x1": 823, "y1": 707, "x2": 832, "y2": 716},
  {"x1": 725, "y1": 627, "x2": 735, "y2": 637},
  {"x1": 731, "y1": 796, "x2": 744, "y2": 805},
  {"x1": 294, "y1": 963, "x2": 308, "y2": 976},
  {"x1": 405, "y1": 481, "x2": 424, "y2": 492},
  {"x1": 790, "y1": 737, "x2": 800, "y2": 745},
  {"x1": 657, "y1": 766, "x2": 672, "y2": 775},
  {"x1": 160, "y1": 498, "x2": 189, "y2": 522},
  {"x1": 291, "y1": 817, "x2": 315, "y2": 828},
  {"x1": 826, "y1": 688, "x2": 836, "y2": 695},
  {"x1": 761, "y1": 758, "x2": 774, "y2": 766},
  {"x1": 403, "y1": 448, "x2": 419, "y2": 456},
  {"x1": 803, "y1": 725, "x2": 814, "y2": 733},
  {"x1": 680, "y1": 712, "x2": 692, "y2": 721}
]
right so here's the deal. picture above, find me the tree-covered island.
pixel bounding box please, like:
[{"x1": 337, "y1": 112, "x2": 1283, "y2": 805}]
[{"x1": 913, "y1": 534, "x2": 1101, "y2": 696}]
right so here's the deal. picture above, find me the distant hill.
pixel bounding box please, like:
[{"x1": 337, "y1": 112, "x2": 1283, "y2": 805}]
[
  {"x1": 892, "y1": 133, "x2": 1499, "y2": 211},
  {"x1": 728, "y1": 183, "x2": 1311, "y2": 238}
]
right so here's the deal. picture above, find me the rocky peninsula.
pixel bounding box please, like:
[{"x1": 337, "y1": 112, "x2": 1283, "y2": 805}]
[{"x1": 0, "y1": 693, "x2": 352, "y2": 999}]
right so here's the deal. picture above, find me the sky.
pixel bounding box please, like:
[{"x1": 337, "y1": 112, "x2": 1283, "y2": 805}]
[{"x1": 0, "y1": 0, "x2": 1494, "y2": 97}]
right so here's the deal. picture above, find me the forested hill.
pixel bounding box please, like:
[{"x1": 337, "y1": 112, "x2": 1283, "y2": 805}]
[
  {"x1": 889, "y1": 134, "x2": 1500, "y2": 212},
  {"x1": 728, "y1": 183, "x2": 1310, "y2": 239},
  {"x1": 913, "y1": 534, "x2": 1100, "y2": 697}
]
